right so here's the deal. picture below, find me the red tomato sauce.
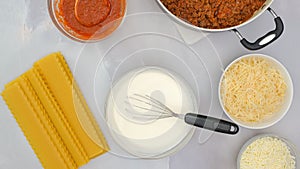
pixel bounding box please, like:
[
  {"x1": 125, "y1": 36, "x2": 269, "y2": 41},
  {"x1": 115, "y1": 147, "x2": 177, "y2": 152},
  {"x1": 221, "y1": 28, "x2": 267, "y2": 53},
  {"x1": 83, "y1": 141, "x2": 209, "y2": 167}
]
[{"x1": 56, "y1": 0, "x2": 126, "y2": 40}]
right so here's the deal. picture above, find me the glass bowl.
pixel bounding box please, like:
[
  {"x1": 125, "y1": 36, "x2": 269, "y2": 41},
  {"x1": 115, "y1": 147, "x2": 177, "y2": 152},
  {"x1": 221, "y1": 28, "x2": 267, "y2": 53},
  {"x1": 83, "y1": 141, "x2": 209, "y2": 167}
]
[
  {"x1": 237, "y1": 134, "x2": 299, "y2": 169},
  {"x1": 74, "y1": 12, "x2": 221, "y2": 159},
  {"x1": 94, "y1": 36, "x2": 202, "y2": 159},
  {"x1": 48, "y1": 0, "x2": 126, "y2": 42}
]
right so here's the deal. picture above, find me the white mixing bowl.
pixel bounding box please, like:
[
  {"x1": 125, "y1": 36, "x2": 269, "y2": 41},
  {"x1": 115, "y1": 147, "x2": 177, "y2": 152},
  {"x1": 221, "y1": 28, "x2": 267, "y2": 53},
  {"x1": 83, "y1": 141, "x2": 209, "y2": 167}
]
[{"x1": 218, "y1": 54, "x2": 293, "y2": 129}]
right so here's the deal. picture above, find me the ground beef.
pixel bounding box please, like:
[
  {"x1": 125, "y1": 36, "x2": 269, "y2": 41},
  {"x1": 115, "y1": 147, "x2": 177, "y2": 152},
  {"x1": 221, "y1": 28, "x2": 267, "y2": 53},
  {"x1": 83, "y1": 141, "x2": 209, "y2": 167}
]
[{"x1": 160, "y1": 0, "x2": 266, "y2": 29}]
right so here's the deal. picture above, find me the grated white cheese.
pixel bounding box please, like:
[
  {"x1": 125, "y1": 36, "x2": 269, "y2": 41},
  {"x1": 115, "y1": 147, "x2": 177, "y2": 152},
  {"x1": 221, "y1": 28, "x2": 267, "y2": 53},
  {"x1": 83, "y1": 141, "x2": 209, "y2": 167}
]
[
  {"x1": 240, "y1": 137, "x2": 296, "y2": 169},
  {"x1": 221, "y1": 56, "x2": 287, "y2": 123}
]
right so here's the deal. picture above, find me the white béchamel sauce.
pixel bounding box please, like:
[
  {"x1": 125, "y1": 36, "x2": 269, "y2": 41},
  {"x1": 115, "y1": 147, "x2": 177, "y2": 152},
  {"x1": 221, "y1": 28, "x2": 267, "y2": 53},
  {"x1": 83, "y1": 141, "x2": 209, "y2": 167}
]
[{"x1": 105, "y1": 67, "x2": 197, "y2": 157}]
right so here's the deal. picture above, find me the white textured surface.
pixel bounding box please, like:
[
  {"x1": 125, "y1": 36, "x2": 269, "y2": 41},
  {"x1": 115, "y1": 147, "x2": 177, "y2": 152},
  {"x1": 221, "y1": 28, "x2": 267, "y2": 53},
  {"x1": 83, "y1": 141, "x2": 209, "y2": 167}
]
[
  {"x1": 0, "y1": 0, "x2": 300, "y2": 169},
  {"x1": 175, "y1": 24, "x2": 209, "y2": 45},
  {"x1": 0, "y1": 0, "x2": 170, "y2": 169}
]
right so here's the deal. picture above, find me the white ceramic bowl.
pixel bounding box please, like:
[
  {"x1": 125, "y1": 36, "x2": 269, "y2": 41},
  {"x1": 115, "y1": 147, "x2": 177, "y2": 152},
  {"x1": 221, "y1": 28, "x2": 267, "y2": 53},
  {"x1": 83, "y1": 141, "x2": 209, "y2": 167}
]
[
  {"x1": 237, "y1": 134, "x2": 299, "y2": 169},
  {"x1": 218, "y1": 54, "x2": 293, "y2": 129}
]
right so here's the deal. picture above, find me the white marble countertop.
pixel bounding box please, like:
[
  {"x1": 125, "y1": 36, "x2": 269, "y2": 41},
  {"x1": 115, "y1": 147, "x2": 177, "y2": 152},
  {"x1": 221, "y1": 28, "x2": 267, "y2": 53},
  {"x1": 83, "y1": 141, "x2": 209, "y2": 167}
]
[{"x1": 0, "y1": 0, "x2": 300, "y2": 169}]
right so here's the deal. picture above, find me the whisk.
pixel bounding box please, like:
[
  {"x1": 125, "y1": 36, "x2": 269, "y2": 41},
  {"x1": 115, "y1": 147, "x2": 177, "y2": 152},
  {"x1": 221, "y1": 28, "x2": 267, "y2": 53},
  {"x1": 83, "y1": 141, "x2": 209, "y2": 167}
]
[{"x1": 124, "y1": 94, "x2": 239, "y2": 135}]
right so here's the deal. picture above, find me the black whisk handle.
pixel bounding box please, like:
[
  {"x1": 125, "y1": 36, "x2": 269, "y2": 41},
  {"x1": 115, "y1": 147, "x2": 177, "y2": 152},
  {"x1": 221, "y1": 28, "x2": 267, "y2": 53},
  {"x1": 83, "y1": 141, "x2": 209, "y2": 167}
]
[{"x1": 184, "y1": 113, "x2": 239, "y2": 135}]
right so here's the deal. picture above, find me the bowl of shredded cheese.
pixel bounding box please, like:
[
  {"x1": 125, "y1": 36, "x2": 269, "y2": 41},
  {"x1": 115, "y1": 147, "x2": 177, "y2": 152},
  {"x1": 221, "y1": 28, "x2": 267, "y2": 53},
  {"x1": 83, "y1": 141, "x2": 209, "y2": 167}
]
[
  {"x1": 219, "y1": 54, "x2": 293, "y2": 129},
  {"x1": 237, "y1": 134, "x2": 298, "y2": 169}
]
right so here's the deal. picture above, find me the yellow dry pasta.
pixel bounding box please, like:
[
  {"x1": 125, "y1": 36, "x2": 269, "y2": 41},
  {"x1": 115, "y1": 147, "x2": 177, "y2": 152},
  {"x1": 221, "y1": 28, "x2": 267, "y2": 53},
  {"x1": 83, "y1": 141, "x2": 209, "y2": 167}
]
[
  {"x1": 221, "y1": 56, "x2": 287, "y2": 123},
  {"x1": 1, "y1": 52, "x2": 109, "y2": 169}
]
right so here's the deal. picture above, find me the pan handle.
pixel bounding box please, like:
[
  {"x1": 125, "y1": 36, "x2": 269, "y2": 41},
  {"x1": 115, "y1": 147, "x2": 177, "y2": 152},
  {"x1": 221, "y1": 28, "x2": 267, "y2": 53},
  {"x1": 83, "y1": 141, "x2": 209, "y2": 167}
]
[{"x1": 232, "y1": 8, "x2": 284, "y2": 50}]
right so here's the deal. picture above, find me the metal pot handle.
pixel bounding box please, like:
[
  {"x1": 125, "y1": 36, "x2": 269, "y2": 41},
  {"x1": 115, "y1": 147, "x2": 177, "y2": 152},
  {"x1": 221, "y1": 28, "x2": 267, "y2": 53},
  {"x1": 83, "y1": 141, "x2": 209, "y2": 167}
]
[{"x1": 232, "y1": 8, "x2": 284, "y2": 50}]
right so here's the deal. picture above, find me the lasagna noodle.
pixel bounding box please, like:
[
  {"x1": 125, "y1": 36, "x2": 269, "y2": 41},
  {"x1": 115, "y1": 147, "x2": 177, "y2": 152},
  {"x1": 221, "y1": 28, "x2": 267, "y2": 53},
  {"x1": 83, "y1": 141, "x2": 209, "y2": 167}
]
[
  {"x1": 2, "y1": 80, "x2": 75, "y2": 169},
  {"x1": 1, "y1": 52, "x2": 109, "y2": 169}
]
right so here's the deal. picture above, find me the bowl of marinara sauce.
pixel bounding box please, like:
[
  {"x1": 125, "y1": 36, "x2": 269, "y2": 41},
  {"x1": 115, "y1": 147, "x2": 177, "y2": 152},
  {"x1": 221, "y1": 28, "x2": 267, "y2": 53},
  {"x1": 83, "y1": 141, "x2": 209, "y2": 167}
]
[{"x1": 48, "y1": 0, "x2": 126, "y2": 42}]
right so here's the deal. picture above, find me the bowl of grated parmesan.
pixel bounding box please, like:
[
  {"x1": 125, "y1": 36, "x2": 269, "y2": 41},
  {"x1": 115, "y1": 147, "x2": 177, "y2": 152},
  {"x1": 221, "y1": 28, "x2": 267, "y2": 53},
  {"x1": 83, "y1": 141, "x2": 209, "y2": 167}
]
[
  {"x1": 237, "y1": 134, "x2": 298, "y2": 169},
  {"x1": 219, "y1": 54, "x2": 293, "y2": 129}
]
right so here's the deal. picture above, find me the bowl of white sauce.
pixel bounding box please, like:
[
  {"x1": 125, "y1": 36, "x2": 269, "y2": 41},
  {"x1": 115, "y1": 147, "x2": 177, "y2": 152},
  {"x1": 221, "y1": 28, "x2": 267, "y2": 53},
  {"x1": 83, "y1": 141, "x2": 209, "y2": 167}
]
[
  {"x1": 105, "y1": 66, "x2": 197, "y2": 158},
  {"x1": 92, "y1": 32, "x2": 214, "y2": 159}
]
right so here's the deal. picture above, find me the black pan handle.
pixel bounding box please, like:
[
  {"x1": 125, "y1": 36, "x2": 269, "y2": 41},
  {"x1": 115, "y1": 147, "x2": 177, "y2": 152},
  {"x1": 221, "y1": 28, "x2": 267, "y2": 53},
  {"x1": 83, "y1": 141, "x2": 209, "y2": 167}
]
[
  {"x1": 232, "y1": 8, "x2": 284, "y2": 50},
  {"x1": 184, "y1": 113, "x2": 239, "y2": 135}
]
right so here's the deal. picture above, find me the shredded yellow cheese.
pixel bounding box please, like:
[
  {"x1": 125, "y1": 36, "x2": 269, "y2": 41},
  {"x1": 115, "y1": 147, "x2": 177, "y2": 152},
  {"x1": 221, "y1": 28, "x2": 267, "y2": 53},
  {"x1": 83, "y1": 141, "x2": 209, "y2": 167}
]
[
  {"x1": 221, "y1": 56, "x2": 287, "y2": 123},
  {"x1": 240, "y1": 137, "x2": 296, "y2": 169}
]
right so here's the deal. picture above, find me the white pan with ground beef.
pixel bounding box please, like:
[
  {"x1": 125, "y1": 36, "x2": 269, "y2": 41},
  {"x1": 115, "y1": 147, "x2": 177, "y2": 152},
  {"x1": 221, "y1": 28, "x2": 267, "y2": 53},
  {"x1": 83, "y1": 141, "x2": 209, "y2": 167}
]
[{"x1": 157, "y1": 0, "x2": 283, "y2": 50}]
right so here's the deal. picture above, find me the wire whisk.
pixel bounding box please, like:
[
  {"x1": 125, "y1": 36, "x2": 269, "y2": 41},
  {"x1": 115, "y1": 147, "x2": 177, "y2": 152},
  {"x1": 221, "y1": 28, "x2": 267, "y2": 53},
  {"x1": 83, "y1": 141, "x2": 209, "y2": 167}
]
[{"x1": 124, "y1": 93, "x2": 239, "y2": 135}]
